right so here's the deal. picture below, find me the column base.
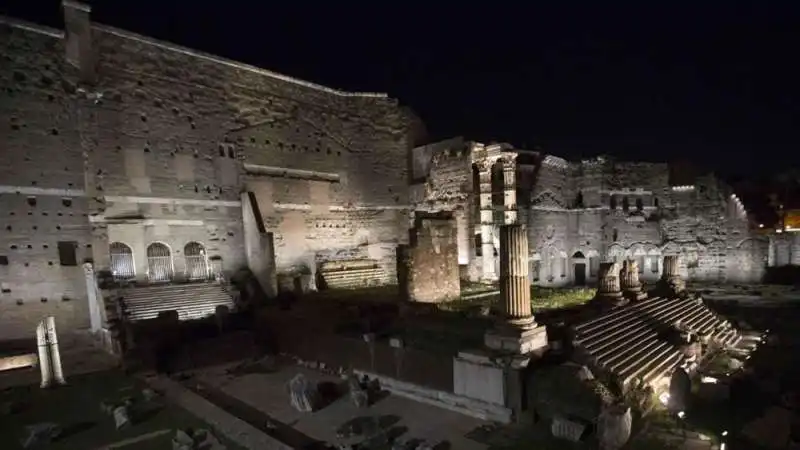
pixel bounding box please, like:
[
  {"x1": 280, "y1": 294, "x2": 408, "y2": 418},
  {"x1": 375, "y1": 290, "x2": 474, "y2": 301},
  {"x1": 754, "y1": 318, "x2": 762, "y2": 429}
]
[
  {"x1": 484, "y1": 323, "x2": 548, "y2": 355},
  {"x1": 623, "y1": 288, "x2": 648, "y2": 301},
  {"x1": 453, "y1": 349, "x2": 531, "y2": 423},
  {"x1": 593, "y1": 291, "x2": 628, "y2": 307},
  {"x1": 655, "y1": 277, "x2": 687, "y2": 298}
]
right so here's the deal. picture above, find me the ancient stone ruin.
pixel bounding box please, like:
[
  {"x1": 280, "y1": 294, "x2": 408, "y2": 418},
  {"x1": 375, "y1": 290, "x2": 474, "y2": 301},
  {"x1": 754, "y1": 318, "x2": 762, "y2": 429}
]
[
  {"x1": 569, "y1": 255, "x2": 744, "y2": 391},
  {"x1": 399, "y1": 213, "x2": 460, "y2": 303}
]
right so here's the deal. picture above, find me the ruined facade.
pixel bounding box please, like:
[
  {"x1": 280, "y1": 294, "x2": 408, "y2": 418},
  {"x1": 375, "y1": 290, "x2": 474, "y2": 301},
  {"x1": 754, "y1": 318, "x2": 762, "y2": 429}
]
[
  {"x1": 0, "y1": 3, "x2": 411, "y2": 340},
  {"x1": 412, "y1": 139, "x2": 768, "y2": 286}
]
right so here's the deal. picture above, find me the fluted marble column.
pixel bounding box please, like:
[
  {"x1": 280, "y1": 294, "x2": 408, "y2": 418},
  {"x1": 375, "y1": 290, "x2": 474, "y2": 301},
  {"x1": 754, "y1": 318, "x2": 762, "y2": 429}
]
[
  {"x1": 502, "y1": 156, "x2": 518, "y2": 225},
  {"x1": 656, "y1": 255, "x2": 686, "y2": 297},
  {"x1": 499, "y1": 224, "x2": 535, "y2": 328},
  {"x1": 621, "y1": 259, "x2": 647, "y2": 301},
  {"x1": 596, "y1": 262, "x2": 625, "y2": 304},
  {"x1": 662, "y1": 255, "x2": 677, "y2": 277},
  {"x1": 477, "y1": 162, "x2": 496, "y2": 280}
]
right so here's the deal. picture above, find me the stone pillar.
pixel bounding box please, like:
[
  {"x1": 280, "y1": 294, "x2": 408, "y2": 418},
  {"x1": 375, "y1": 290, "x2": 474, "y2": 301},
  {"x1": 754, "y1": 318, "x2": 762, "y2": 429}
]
[
  {"x1": 484, "y1": 224, "x2": 547, "y2": 355},
  {"x1": 502, "y1": 156, "x2": 518, "y2": 225},
  {"x1": 594, "y1": 262, "x2": 626, "y2": 306},
  {"x1": 478, "y1": 162, "x2": 496, "y2": 280},
  {"x1": 621, "y1": 259, "x2": 647, "y2": 301},
  {"x1": 499, "y1": 225, "x2": 534, "y2": 328},
  {"x1": 655, "y1": 255, "x2": 686, "y2": 298}
]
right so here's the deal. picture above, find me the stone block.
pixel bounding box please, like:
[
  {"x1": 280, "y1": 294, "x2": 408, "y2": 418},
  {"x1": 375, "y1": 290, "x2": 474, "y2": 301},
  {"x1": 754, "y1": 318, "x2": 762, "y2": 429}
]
[
  {"x1": 453, "y1": 351, "x2": 505, "y2": 405},
  {"x1": 483, "y1": 325, "x2": 548, "y2": 355}
]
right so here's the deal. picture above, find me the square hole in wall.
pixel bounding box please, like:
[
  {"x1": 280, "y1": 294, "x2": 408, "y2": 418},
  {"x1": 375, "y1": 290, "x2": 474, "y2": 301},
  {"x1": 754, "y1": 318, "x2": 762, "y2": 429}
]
[
  {"x1": 27, "y1": 196, "x2": 37, "y2": 207},
  {"x1": 62, "y1": 198, "x2": 72, "y2": 207},
  {"x1": 0, "y1": 255, "x2": 7, "y2": 265},
  {"x1": 57, "y1": 241, "x2": 78, "y2": 266}
]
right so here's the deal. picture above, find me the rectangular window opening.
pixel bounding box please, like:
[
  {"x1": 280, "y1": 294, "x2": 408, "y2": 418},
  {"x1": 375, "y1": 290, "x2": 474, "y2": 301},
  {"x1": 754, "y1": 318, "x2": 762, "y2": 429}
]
[{"x1": 57, "y1": 241, "x2": 78, "y2": 266}]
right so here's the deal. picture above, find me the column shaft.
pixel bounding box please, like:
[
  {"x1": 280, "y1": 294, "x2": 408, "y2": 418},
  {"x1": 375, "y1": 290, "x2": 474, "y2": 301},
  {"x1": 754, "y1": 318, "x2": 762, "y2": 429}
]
[{"x1": 499, "y1": 225, "x2": 532, "y2": 322}]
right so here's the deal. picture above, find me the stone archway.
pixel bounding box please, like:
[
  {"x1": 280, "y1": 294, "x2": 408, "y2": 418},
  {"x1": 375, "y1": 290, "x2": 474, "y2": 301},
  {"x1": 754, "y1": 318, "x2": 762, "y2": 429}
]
[
  {"x1": 572, "y1": 251, "x2": 587, "y2": 286},
  {"x1": 146, "y1": 242, "x2": 173, "y2": 283},
  {"x1": 184, "y1": 241, "x2": 209, "y2": 281}
]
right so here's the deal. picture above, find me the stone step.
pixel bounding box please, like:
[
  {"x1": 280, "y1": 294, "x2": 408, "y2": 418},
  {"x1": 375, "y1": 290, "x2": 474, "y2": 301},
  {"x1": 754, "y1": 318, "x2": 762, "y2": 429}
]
[
  {"x1": 626, "y1": 347, "x2": 682, "y2": 386},
  {"x1": 585, "y1": 300, "x2": 703, "y2": 358},
  {"x1": 571, "y1": 293, "x2": 739, "y2": 389},
  {"x1": 126, "y1": 301, "x2": 233, "y2": 322},
  {"x1": 122, "y1": 297, "x2": 230, "y2": 311},
  {"x1": 119, "y1": 283, "x2": 234, "y2": 322},
  {"x1": 607, "y1": 336, "x2": 669, "y2": 373},
  {"x1": 577, "y1": 296, "x2": 696, "y2": 345},
  {"x1": 575, "y1": 296, "x2": 674, "y2": 335},
  {"x1": 122, "y1": 292, "x2": 227, "y2": 305},
  {"x1": 119, "y1": 282, "x2": 221, "y2": 294}
]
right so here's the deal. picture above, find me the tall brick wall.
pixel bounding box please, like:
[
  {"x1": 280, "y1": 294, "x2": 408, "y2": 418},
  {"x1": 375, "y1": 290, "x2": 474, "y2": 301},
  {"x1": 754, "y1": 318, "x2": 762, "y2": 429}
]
[
  {"x1": 0, "y1": 20, "x2": 92, "y2": 340},
  {"x1": 0, "y1": 4, "x2": 412, "y2": 341}
]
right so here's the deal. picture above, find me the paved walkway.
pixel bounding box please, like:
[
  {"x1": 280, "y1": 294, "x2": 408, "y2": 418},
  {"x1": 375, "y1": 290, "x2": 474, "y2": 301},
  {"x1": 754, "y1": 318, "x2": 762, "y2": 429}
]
[
  {"x1": 0, "y1": 332, "x2": 119, "y2": 389},
  {"x1": 194, "y1": 362, "x2": 489, "y2": 449},
  {"x1": 141, "y1": 374, "x2": 292, "y2": 450}
]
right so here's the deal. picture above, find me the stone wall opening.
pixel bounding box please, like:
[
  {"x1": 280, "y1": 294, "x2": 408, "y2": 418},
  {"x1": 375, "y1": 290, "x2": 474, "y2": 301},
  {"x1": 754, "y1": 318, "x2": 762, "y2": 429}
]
[
  {"x1": 146, "y1": 242, "x2": 173, "y2": 283},
  {"x1": 109, "y1": 242, "x2": 135, "y2": 281},
  {"x1": 572, "y1": 251, "x2": 587, "y2": 286},
  {"x1": 184, "y1": 241, "x2": 210, "y2": 281}
]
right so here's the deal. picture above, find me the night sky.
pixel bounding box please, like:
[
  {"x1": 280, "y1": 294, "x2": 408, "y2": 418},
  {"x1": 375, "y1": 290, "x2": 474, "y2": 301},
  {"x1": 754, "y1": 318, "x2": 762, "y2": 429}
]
[{"x1": 5, "y1": 1, "x2": 800, "y2": 179}]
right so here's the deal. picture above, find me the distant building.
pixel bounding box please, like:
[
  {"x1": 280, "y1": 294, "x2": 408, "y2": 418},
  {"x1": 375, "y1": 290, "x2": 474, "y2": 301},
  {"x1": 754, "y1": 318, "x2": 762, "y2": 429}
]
[{"x1": 412, "y1": 139, "x2": 768, "y2": 286}]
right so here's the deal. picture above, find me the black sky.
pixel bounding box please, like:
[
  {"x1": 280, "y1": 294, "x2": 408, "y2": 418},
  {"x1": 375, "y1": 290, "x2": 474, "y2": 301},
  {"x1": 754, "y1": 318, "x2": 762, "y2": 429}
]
[{"x1": 5, "y1": 1, "x2": 800, "y2": 178}]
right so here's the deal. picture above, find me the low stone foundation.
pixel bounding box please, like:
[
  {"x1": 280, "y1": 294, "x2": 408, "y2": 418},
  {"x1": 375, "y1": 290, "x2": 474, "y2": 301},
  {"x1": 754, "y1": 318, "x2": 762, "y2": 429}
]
[
  {"x1": 318, "y1": 259, "x2": 386, "y2": 290},
  {"x1": 354, "y1": 369, "x2": 512, "y2": 424}
]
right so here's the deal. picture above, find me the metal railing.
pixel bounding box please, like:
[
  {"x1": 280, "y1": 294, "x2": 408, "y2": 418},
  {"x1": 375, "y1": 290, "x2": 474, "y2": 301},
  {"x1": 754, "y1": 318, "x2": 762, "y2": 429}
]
[
  {"x1": 110, "y1": 253, "x2": 135, "y2": 281},
  {"x1": 147, "y1": 256, "x2": 173, "y2": 282},
  {"x1": 184, "y1": 255, "x2": 211, "y2": 281}
]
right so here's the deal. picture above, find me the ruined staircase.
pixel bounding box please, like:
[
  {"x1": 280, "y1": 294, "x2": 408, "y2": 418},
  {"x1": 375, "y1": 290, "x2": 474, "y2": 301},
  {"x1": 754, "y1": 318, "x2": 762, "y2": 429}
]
[
  {"x1": 119, "y1": 282, "x2": 236, "y2": 322},
  {"x1": 570, "y1": 295, "x2": 741, "y2": 388},
  {"x1": 318, "y1": 259, "x2": 388, "y2": 289}
]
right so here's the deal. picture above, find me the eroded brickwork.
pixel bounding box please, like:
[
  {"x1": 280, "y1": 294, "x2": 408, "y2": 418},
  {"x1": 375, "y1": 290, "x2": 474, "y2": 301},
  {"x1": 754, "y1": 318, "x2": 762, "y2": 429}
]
[
  {"x1": 0, "y1": 4, "x2": 411, "y2": 340},
  {"x1": 400, "y1": 213, "x2": 460, "y2": 303},
  {"x1": 413, "y1": 142, "x2": 768, "y2": 286}
]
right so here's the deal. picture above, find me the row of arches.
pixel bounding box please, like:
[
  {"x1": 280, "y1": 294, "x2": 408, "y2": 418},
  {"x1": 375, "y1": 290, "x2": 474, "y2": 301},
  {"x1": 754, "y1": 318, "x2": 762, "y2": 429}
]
[{"x1": 109, "y1": 241, "x2": 210, "y2": 282}]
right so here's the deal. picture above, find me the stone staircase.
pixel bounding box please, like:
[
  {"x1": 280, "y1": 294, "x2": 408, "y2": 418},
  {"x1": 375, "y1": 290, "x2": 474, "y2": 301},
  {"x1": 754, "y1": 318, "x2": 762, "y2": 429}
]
[
  {"x1": 570, "y1": 295, "x2": 741, "y2": 388},
  {"x1": 119, "y1": 282, "x2": 236, "y2": 322},
  {"x1": 319, "y1": 259, "x2": 387, "y2": 289}
]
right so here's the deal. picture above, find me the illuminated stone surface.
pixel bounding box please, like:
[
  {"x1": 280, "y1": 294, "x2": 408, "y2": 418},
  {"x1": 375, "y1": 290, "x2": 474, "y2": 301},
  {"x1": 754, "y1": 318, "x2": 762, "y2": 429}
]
[{"x1": 0, "y1": 4, "x2": 412, "y2": 340}]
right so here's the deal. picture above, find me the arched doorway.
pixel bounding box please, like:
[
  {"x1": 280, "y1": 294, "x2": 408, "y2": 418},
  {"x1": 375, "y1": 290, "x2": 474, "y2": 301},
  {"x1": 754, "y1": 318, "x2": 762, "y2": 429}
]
[
  {"x1": 146, "y1": 242, "x2": 173, "y2": 282},
  {"x1": 109, "y1": 242, "x2": 135, "y2": 281},
  {"x1": 184, "y1": 242, "x2": 209, "y2": 281},
  {"x1": 572, "y1": 251, "x2": 587, "y2": 286}
]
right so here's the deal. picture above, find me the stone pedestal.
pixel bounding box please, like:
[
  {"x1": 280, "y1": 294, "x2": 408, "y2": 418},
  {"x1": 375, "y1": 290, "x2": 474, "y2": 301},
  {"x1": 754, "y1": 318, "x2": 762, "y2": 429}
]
[
  {"x1": 594, "y1": 262, "x2": 627, "y2": 306},
  {"x1": 621, "y1": 259, "x2": 647, "y2": 301},
  {"x1": 655, "y1": 255, "x2": 686, "y2": 298},
  {"x1": 454, "y1": 224, "x2": 547, "y2": 423},
  {"x1": 486, "y1": 224, "x2": 548, "y2": 354}
]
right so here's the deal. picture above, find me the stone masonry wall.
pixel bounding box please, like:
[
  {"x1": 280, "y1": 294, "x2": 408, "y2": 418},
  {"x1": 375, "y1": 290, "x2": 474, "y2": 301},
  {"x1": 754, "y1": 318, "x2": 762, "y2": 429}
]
[
  {"x1": 417, "y1": 147, "x2": 766, "y2": 286},
  {"x1": 84, "y1": 17, "x2": 411, "y2": 281},
  {"x1": 0, "y1": 20, "x2": 92, "y2": 340},
  {"x1": 401, "y1": 214, "x2": 460, "y2": 303},
  {"x1": 0, "y1": 6, "x2": 412, "y2": 340}
]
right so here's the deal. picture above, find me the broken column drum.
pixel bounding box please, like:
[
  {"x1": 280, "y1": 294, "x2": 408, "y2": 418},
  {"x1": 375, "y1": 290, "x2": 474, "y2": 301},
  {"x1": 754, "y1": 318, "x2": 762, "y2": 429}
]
[
  {"x1": 621, "y1": 259, "x2": 647, "y2": 301},
  {"x1": 498, "y1": 224, "x2": 534, "y2": 328},
  {"x1": 596, "y1": 262, "x2": 624, "y2": 299},
  {"x1": 656, "y1": 255, "x2": 686, "y2": 297}
]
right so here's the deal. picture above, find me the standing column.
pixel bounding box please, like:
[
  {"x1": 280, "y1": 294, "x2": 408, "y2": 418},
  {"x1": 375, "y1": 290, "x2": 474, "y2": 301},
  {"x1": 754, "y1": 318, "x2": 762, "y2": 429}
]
[
  {"x1": 595, "y1": 262, "x2": 625, "y2": 305},
  {"x1": 499, "y1": 224, "x2": 535, "y2": 328},
  {"x1": 621, "y1": 259, "x2": 647, "y2": 301},
  {"x1": 478, "y1": 162, "x2": 496, "y2": 280},
  {"x1": 656, "y1": 255, "x2": 686, "y2": 297},
  {"x1": 502, "y1": 155, "x2": 518, "y2": 225}
]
